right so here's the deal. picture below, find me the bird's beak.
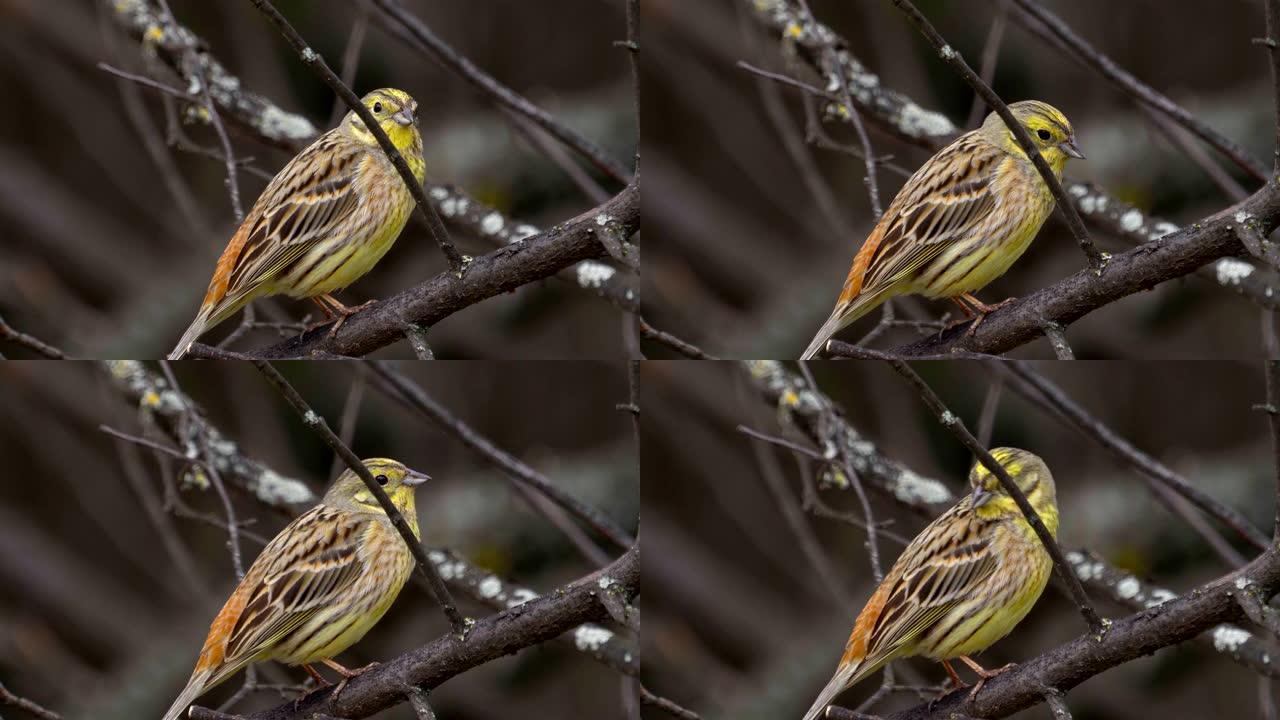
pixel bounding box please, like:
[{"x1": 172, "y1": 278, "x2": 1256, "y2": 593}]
[
  {"x1": 392, "y1": 103, "x2": 416, "y2": 127},
  {"x1": 1059, "y1": 137, "x2": 1085, "y2": 159},
  {"x1": 404, "y1": 468, "x2": 431, "y2": 486},
  {"x1": 971, "y1": 484, "x2": 993, "y2": 508}
]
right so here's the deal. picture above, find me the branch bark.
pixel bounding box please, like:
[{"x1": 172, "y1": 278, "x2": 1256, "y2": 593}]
[{"x1": 245, "y1": 544, "x2": 638, "y2": 720}]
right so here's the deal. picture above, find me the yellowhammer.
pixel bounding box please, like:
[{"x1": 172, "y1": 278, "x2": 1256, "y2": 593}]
[
  {"x1": 169, "y1": 88, "x2": 424, "y2": 359},
  {"x1": 801, "y1": 101, "x2": 1083, "y2": 359},
  {"x1": 802, "y1": 448, "x2": 1057, "y2": 720},
  {"x1": 161, "y1": 458, "x2": 429, "y2": 720}
]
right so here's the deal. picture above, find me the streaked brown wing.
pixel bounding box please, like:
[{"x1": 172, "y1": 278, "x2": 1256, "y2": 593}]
[
  {"x1": 858, "y1": 514, "x2": 997, "y2": 669},
  {"x1": 219, "y1": 506, "x2": 368, "y2": 667},
  {"x1": 857, "y1": 135, "x2": 1001, "y2": 295},
  {"x1": 214, "y1": 132, "x2": 364, "y2": 305}
]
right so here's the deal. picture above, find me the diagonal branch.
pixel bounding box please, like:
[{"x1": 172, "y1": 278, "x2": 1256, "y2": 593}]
[
  {"x1": 222, "y1": 181, "x2": 636, "y2": 357},
  {"x1": 885, "y1": 360, "x2": 1105, "y2": 635},
  {"x1": 739, "y1": 360, "x2": 1280, "y2": 676},
  {"x1": 245, "y1": 543, "x2": 638, "y2": 720},
  {"x1": 101, "y1": 360, "x2": 637, "y2": 672},
  {"x1": 1009, "y1": 0, "x2": 1269, "y2": 182},
  {"x1": 249, "y1": 360, "x2": 468, "y2": 636},
  {"x1": 244, "y1": 0, "x2": 463, "y2": 271},
  {"x1": 368, "y1": 0, "x2": 631, "y2": 185},
  {"x1": 365, "y1": 362, "x2": 635, "y2": 550},
  {"x1": 887, "y1": 0, "x2": 1101, "y2": 269}
]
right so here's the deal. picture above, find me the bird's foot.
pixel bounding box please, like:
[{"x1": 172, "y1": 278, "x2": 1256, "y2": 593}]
[
  {"x1": 959, "y1": 656, "x2": 1016, "y2": 700},
  {"x1": 948, "y1": 294, "x2": 1017, "y2": 338},
  {"x1": 321, "y1": 658, "x2": 380, "y2": 702}
]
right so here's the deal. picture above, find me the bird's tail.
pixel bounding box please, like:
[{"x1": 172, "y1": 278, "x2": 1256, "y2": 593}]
[
  {"x1": 168, "y1": 307, "x2": 214, "y2": 360},
  {"x1": 801, "y1": 662, "x2": 857, "y2": 720},
  {"x1": 801, "y1": 660, "x2": 870, "y2": 720},
  {"x1": 160, "y1": 668, "x2": 211, "y2": 720},
  {"x1": 800, "y1": 292, "x2": 884, "y2": 360}
]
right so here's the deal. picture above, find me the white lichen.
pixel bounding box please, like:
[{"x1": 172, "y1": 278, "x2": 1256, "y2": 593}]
[
  {"x1": 301, "y1": 47, "x2": 319, "y2": 63},
  {"x1": 1120, "y1": 209, "x2": 1143, "y2": 233},
  {"x1": 508, "y1": 588, "x2": 539, "y2": 607},
  {"x1": 574, "y1": 625, "x2": 615, "y2": 652},
  {"x1": 1212, "y1": 625, "x2": 1252, "y2": 653},
  {"x1": 577, "y1": 262, "x2": 616, "y2": 289},
  {"x1": 1146, "y1": 587, "x2": 1177, "y2": 608},
  {"x1": 480, "y1": 212, "x2": 504, "y2": 235},
  {"x1": 595, "y1": 213, "x2": 615, "y2": 227},
  {"x1": 891, "y1": 470, "x2": 953, "y2": 506},
  {"x1": 1115, "y1": 577, "x2": 1140, "y2": 600},
  {"x1": 253, "y1": 469, "x2": 315, "y2": 506},
  {"x1": 478, "y1": 576, "x2": 503, "y2": 600},
  {"x1": 939, "y1": 45, "x2": 956, "y2": 60},
  {"x1": 897, "y1": 101, "x2": 955, "y2": 139},
  {"x1": 1216, "y1": 258, "x2": 1255, "y2": 286},
  {"x1": 1151, "y1": 221, "x2": 1179, "y2": 239},
  {"x1": 1235, "y1": 576, "x2": 1253, "y2": 590}
]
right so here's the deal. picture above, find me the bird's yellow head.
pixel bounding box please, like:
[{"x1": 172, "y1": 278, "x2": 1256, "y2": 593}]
[
  {"x1": 967, "y1": 447, "x2": 1058, "y2": 535},
  {"x1": 343, "y1": 88, "x2": 421, "y2": 155},
  {"x1": 981, "y1": 100, "x2": 1083, "y2": 175},
  {"x1": 323, "y1": 458, "x2": 429, "y2": 535}
]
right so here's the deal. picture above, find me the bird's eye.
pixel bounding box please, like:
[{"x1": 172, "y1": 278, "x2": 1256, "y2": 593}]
[
  {"x1": 1036, "y1": 128, "x2": 1052, "y2": 141},
  {"x1": 373, "y1": 102, "x2": 383, "y2": 113},
  {"x1": 376, "y1": 474, "x2": 389, "y2": 486}
]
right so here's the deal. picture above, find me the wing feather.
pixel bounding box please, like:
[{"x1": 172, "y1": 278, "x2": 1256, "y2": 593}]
[
  {"x1": 854, "y1": 509, "x2": 998, "y2": 671},
  {"x1": 218, "y1": 507, "x2": 368, "y2": 667}
]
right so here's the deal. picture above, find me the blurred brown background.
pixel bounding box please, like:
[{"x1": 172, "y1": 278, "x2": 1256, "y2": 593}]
[
  {"x1": 0, "y1": 360, "x2": 638, "y2": 718},
  {"x1": 0, "y1": 0, "x2": 634, "y2": 358},
  {"x1": 641, "y1": 360, "x2": 1275, "y2": 719},
  {"x1": 642, "y1": 0, "x2": 1273, "y2": 358}
]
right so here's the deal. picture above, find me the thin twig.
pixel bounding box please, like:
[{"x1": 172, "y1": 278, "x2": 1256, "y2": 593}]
[
  {"x1": 1009, "y1": 0, "x2": 1268, "y2": 182},
  {"x1": 364, "y1": 362, "x2": 634, "y2": 550},
  {"x1": 1004, "y1": 361, "x2": 1270, "y2": 551},
  {"x1": 888, "y1": 0, "x2": 1102, "y2": 270},
  {"x1": 245, "y1": 0, "x2": 464, "y2": 271},
  {"x1": 368, "y1": 0, "x2": 631, "y2": 184},
  {"x1": 249, "y1": 360, "x2": 469, "y2": 637},
  {"x1": 886, "y1": 360, "x2": 1105, "y2": 635},
  {"x1": 0, "y1": 314, "x2": 67, "y2": 358},
  {"x1": 1267, "y1": 361, "x2": 1280, "y2": 542},
  {"x1": 640, "y1": 686, "x2": 702, "y2": 720},
  {"x1": 966, "y1": 0, "x2": 1009, "y2": 129},
  {"x1": 0, "y1": 682, "x2": 61, "y2": 720},
  {"x1": 639, "y1": 317, "x2": 720, "y2": 359},
  {"x1": 1267, "y1": 0, "x2": 1280, "y2": 174}
]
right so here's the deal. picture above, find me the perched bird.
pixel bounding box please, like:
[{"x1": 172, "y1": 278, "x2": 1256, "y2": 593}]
[
  {"x1": 800, "y1": 101, "x2": 1083, "y2": 359},
  {"x1": 802, "y1": 448, "x2": 1057, "y2": 720},
  {"x1": 169, "y1": 88, "x2": 425, "y2": 359},
  {"x1": 161, "y1": 458, "x2": 429, "y2": 720}
]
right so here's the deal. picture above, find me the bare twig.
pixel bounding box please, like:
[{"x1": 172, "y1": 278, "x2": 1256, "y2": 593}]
[
  {"x1": 1009, "y1": 0, "x2": 1269, "y2": 182},
  {"x1": 887, "y1": 0, "x2": 1102, "y2": 269},
  {"x1": 249, "y1": 360, "x2": 469, "y2": 637},
  {"x1": 1266, "y1": 0, "x2": 1280, "y2": 173},
  {"x1": 967, "y1": 0, "x2": 1010, "y2": 129},
  {"x1": 367, "y1": 0, "x2": 631, "y2": 184},
  {"x1": 364, "y1": 362, "x2": 634, "y2": 550},
  {"x1": 886, "y1": 360, "x2": 1105, "y2": 635},
  {"x1": 639, "y1": 317, "x2": 721, "y2": 359},
  {"x1": 0, "y1": 314, "x2": 67, "y2": 358},
  {"x1": 0, "y1": 682, "x2": 61, "y2": 720},
  {"x1": 245, "y1": 0, "x2": 464, "y2": 271},
  {"x1": 640, "y1": 686, "x2": 702, "y2": 720},
  {"x1": 1004, "y1": 362, "x2": 1269, "y2": 551}
]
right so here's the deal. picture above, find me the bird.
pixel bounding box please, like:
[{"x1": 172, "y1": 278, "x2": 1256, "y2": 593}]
[
  {"x1": 801, "y1": 448, "x2": 1057, "y2": 720},
  {"x1": 161, "y1": 458, "x2": 430, "y2": 720},
  {"x1": 169, "y1": 88, "x2": 425, "y2": 359},
  {"x1": 800, "y1": 101, "x2": 1084, "y2": 359}
]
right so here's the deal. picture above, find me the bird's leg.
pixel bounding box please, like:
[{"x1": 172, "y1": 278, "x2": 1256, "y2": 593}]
[
  {"x1": 941, "y1": 659, "x2": 968, "y2": 691},
  {"x1": 950, "y1": 293, "x2": 1016, "y2": 337},
  {"x1": 301, "y1": 663, "x2": 332, "y2": 687},
  {"x1": 321, "y1": 658, "x2": 381, "y2": 702},
  {"x1": 958, "y1": 655, "x2": 1016, "y2": 700},
  {"x1": 308, "y1": 294, "x2": 377, "y2": 339}
]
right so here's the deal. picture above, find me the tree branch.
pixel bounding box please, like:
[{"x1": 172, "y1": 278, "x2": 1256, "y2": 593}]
[
  {"x1": 887, "y1": 0, "x2": 1101, "y2": 269},
  {"x1": 249, "y1": 361, "x2": 468, "y2": 636},
  {"x1": 237, "y1": 182, "x2": 637, "y2": 357},
  {"x1": 245, "y1": 544, "x2": 638, "y2": 720},
  {"x1": 244, "y1": 0, "x2": 463, "y2": 271}
]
